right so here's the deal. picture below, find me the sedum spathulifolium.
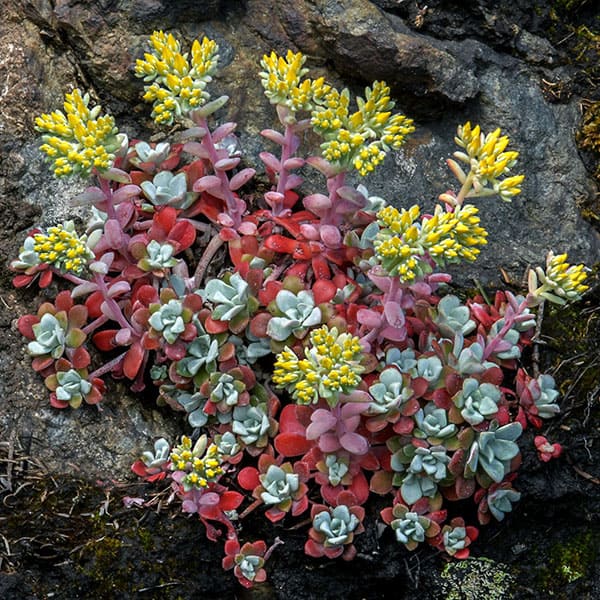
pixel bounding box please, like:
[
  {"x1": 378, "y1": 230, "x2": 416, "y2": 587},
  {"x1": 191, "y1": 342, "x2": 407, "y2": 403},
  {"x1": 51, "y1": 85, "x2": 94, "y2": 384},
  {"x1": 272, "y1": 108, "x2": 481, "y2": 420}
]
[{"x1": 11, "y1": 30, "x2": 591, "y2": 590}]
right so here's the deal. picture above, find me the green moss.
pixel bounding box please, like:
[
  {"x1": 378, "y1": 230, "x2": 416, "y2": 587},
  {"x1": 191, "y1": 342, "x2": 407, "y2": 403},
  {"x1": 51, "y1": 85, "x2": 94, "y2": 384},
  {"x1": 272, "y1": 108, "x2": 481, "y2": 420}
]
[
  {"x1": 553, "y1": 0, "x2": 589, "y2": 11},
  {"x1": 440, "y1": 557, "x2": 516, "y2": 600},
  {"x1": 539, "y1": 532, "x2": 598, "y2": 593}
]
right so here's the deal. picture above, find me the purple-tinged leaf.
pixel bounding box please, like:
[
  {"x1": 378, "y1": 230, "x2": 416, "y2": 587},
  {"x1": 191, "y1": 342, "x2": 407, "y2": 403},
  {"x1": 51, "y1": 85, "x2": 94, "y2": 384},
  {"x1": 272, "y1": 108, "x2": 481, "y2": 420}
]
[
  {"x1": 105, "y1": 219, "x2": 124, "y2": 248},
  {"x1": 319, "y1": 433, "x2": 341, "y2": 453},
  {"x1": 357, "y1": 308, "x2": 382, "y2": 328},
  {"x1": 73, "y1": 186, "x2": 105, "y2": 206},
  {"x1": 320, "y1": 225, "x2": 342, "y2": 247},
  {"x1": 182, "y1": 500, "x2": 199, "y2": 514},
  {"x1": 341, "y1": 402, "x2": 371, "y2": 418},
  {"x1": 214, "y1": 157, "x2": 241, "y2": 171},
  {"x1": 71, "y1": 281, "x2": 98, "y2": 298},
  {"x1": 306, "y1": 156, "x2": 337, "y2": 178},
  {"x1": 229, "y1": 168, "x2": 256, "y2": 191},
  {"x1": 283, "y1": 157, "x2": 305, "y2": 170},
  {"x1": 340, "y1": 432, "x2": 369, "y2": 455},
  {"x1": 238, "y1": 221, "x2": 257, "y2": 235},
  {"x1": 212, "y1": 122, "x2": 237, "y2": 143},
  {"x1": 336, "y1": 186, "x2": 368, "y2": 207},
  {"x1": 113, "y1": 184, "x2": 142, "y2": 204},
  {"x1": 108, "y1": 281, "x2": 131, "y2": 298},
  {"x1": 381, "y1": 326, "x2": 407, "y2": 342},
  {"x1": 183, "y1": 141, "x2": 210, "y2": 158},
  {"x1": 299, "y1": 224, "x2": 320, "y2": 241},
  {"x1": 180, "y1": 126, "x2": 207, "y2": 140},
  {"x1": 259, "y1": 151, "x2": 281, "y2": 172},
  {"x1": 303, "y1": 193, "x2": 331, "y2": 213},
  {"x1": 261, "y1": 128, "x2": 286, "y2": 145},
  {"x1": 384, "y1": 301, "x2": 405, "y2": 328},
  {"x1": 285, "y1": 174, "x2": 304, "y2": 190},
  {"x1": 102, "y1": 168, "x2": 131, "y2": 183},
  {"x1": 306, "y1": 409, "x2": 337, "y2": 439},
  {"x1": 193, "y1": 175, "x2": 223, "y2": 192},
  {"x1": 265, "y1": 191, "x2": 285, "y2": 209},
  {"x1": 115, "y1": 328, "x2": 132, "y2": 345}
]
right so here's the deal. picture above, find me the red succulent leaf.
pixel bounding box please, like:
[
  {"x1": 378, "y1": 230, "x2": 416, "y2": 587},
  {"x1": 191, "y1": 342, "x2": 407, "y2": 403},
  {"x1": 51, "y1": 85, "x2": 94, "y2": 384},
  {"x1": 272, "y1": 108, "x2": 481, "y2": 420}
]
[
  {"x1": 168, "y1": 219, "x2": 196, "y2": 251},
  {"x1": 311, "y1": 254, "x2": 330, "y2": 280},
  {"x1": 219, "y1": 491, "x2": 244, "y2": 511},
  {"x1": 313, "y1": 279, "x2": 337, "y2": 304},
  {"x1": 39, "y1": 269, "x2": 54, "y2": 288},
  {"x1": 17, "y1": 314, "x2": 39, "y2": 339},
  {"x1": 274, "y1": 432, "x2": 313, "y2": 457},
  {"x1": 151, "y1": 206, "x2": 177, "y2": 240},
  {"x1": 304, "y1": 538, "x2": 325, "y2": 558},
  {"x1": 238, "y1": 466, "x2": 261, "y2": 491},
  {"x1": 71, "y1": 346, "x2": 91, "y2": 369},
  {"x1": 123, "y1": 342, "x2": 145, "y2": 379},
  {"x1": 279, "y1": 404, "x2": 313, "y2": 433},
  {"x1": 264, "y1": 234, "x2": 300, "y2": 255},
  {"x1": 13, "y1": 274, "x2": 35, "y2": 288},
  {"x1": 369, "y1": 469, "x2": 394, "y2": 495},
  {"x1": 93, "y1": 330, "x2": 119, "y2": 351}
]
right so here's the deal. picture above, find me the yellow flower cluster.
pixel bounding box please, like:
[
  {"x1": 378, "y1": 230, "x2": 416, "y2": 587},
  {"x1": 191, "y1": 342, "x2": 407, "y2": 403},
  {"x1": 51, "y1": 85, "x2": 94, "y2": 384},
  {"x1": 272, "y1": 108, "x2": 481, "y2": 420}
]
[
  {"x1": 528, "y1": 251, "x2": 589, "y2": 305},
  {"x1": 373, "y1": 205, "x2": 424, "y2": 281},
  {"x1": 35, "y1": 89, "x2": 121, "y2": 177},
  {"x1": 272, "y1": 325, "x2": 364, "y2": 406},
  {"x1": 135, "y1": 31, "x2": 219, "y2": 125},
  {"x1": 312, "y1": 81, "x2": 415, "y2": 176},
  {"x1": 259, "y1": 50, "x2": 329, "y2": 113},
  {"x1": 170, "y1": 435, "x2": 224, "y2": 491},
  {"x1": 453, "y1": 122, "x2": 524, "y2": 201},
  {"x1": 31, "y1": 222, "x2": 94, "y2": 274},
  {"x1": 373, "y1": 203, "x2": 488, "y2": 281}
]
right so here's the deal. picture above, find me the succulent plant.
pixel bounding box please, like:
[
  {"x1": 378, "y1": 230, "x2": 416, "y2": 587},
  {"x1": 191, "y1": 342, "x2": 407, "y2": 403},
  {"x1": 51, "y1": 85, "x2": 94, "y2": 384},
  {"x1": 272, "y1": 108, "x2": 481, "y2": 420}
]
[
  {"x1": 305, "y1": 503, "x2": 364, "y2": 560},
  {"x1": 533, "y1": 374, "x2": 560, "y2": 418},
  {"x1": 416, "y1": 355, "x2": 443, "y2": 384},
  {"x1": 203, "y1": 272, "x2": 256, "y2": 324},
  {"x1": 54, "y1": 368, "x2": 93, "y2": 406},
  {"x1": 313, "y1": 505, "x2": 360, "y2": 547},
  {"x1": 173, "y1": 389, "x2": 211, "y2": 428},
  {"x1": 259, "y1": 464, "x2": 299, "y2": 505},
  {"x1": 28, "y1": 313, "x2": 67, "y2": 359},
  {"x1": 434, "y1": 295, "x2": 476, "y2": 338},
  {"x1": 487, "y1": 486, "x2": 521, "y2": 521},
  {"x1": 176, "y1": 333, "x2": 220, "y2": 378},
  {"x1": 229, "y1": 331, "x2": 272, "y2": 365},
  {"x1": 213, "y1": 431, "x2": 242, "y2": 458},
  {"x1": 148, "y1": 298, "x2": 187, "y2": 344},
  {"x1": 438, "y1": 517, "x2": 479, "y2": 558},
  {"x1": 367, "y1": 367, "x2": 413, "y2": 416},
  {"x1": 209, "y1": 372, "x2": 244, "y2": 406},
  {"x1": 384, "y1": 347, "x2": 417, "y2": 374},
  {"x1": 322, "y1": 453, "x2": 350, "y2": 486},
  {"x1": 413, "y1": 405, "x2": 457, "y2": 443},
  {"x1": 232, "y1": 403, "x2": 271, "y2": 447},
  {"x1": 267, "y1": 289, "x2": 322, "y2": 341},
  {"x1": 139, "y1": 240, "x2": 179, "y2": 271},
  {"x1": 487, "y1": 319, "x2": 522, "y2": 360},
  {"x1": 140, "y1": 437, "x2": 172, "y2": 470},
  {"x1": 134, "y1": 140, "x2": 171, "y2": 164},
  {"x1": 223, "y1": 540, "x2": 268, "y2": 589},
  {"x1": 454, "y1": 341, "x2": 496, "y2": 375},
  {"x1": 392, "y1": 445, "x2": 450, "y2": 504},
  {"x1": 454, "y1": 378, "x2": 501, "y2": 425},
  {"x1": 466, "y1": 421, "x2": 522, "y2": 483}
]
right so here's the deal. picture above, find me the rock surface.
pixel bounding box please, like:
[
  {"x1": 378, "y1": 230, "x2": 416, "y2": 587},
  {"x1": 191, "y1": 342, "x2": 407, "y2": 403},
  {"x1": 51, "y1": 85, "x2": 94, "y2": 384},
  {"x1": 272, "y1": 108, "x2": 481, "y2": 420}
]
[{"x1": 1, "y1": 1, "x2": 599, "y2": 598}]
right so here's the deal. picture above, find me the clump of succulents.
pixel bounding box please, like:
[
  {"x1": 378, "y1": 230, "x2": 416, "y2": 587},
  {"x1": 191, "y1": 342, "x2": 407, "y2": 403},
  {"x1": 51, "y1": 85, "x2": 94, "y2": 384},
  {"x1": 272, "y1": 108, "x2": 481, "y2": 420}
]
[{"x1": 11, "y1": 31, "x2": 588, "y2": 590}]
